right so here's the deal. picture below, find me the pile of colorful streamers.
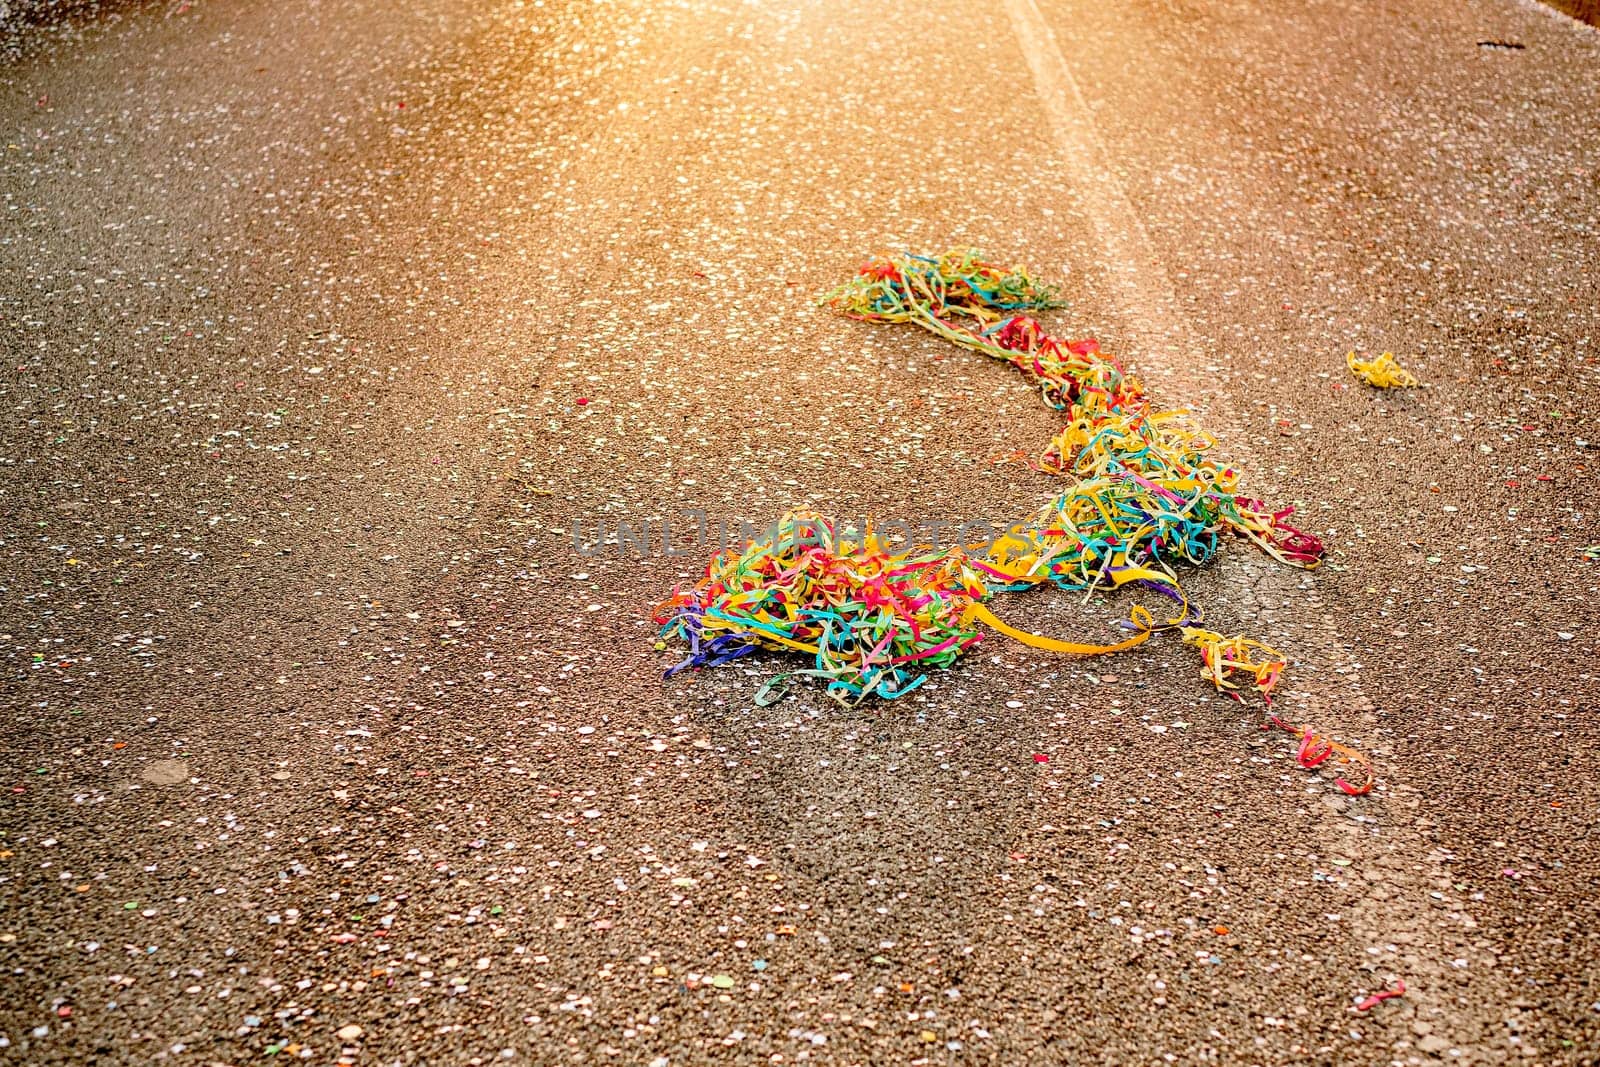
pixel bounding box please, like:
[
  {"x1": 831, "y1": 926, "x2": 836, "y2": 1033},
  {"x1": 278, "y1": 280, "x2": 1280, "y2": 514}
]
[
  {"x1": 655, "y1": 513, "x2": 989, "y2": 703},
  {"x1": 654, "y1": 511, "x2": 1169, "y2": 704},
  {"x1": 819, "y1": 249, "x2": 1324, "y2": 583},
  {"x1": 1347, "y1": 350, "x2": 1419, "y2": 388},
  {"x1": 816, "y1": 248, "x2": 1119, "y2": 413},
  {"x1": 656, "y1": 249, "x2": 1373, "y2": 794}
]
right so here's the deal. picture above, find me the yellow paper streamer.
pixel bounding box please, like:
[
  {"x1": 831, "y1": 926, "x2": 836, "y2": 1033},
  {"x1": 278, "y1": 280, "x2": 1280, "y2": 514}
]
[{"x1": 1347, "y1": 350, "x2": 1419, "y2": 388}]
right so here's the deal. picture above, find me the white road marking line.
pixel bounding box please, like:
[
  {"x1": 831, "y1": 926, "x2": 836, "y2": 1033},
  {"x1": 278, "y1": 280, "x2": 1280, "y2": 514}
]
[
  {"x1": 1002, "y1": 1, "x2": 1502, "y2": 1052},
  {"x1": 1000, "y1": 0, "x2": 1183, "y2": 355}
]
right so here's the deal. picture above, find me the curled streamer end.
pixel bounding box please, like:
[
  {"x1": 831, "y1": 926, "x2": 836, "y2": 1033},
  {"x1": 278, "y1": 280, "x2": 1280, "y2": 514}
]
[{"x1": 1268, "y1": 717, "x2": 1376, "y2": 795}]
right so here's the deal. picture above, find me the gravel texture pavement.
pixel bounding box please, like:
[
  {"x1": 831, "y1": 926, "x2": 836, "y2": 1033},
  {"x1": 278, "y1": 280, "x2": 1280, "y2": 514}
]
[{"x1": 2, "y1": 0, "x2": 1599, "y2": 1063}]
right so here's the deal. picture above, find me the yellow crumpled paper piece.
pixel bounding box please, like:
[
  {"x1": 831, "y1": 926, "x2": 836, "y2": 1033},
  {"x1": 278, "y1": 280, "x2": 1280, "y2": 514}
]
[{"x1": 1347, "y1": 350, "x2": 1419, "y2": 388}]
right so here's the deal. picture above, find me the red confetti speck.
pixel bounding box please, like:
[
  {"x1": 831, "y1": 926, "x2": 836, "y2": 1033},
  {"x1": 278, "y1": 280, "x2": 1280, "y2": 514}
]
[
  {"x1": 576, "y1": 397, "x2": 591, "y2": 406},
  {"x1": 1032, "y1": 753, "x2": 1048, "y2": 763}
]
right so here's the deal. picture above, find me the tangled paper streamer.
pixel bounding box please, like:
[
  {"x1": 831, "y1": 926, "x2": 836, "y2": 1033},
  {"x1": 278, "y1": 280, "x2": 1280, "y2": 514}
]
[
  {"x1": 821, "y1": 248, "x2": 1127, "y2": 412},
  {"x1": 1182, "y1": 628, "x2": 1285, "y2": 702},
  {"x1": 1347, "y1": 350, "x2": 1418, "y2": 388},
  {"x1": 657, "y1": 249, "x2": 1372, "y2": 791}
]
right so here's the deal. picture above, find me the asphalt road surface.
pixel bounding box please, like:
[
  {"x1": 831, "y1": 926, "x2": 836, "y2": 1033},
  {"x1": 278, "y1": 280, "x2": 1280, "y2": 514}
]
[{"x1": 3, "y1": 1, "x2": 1599, "y2": 1064}]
